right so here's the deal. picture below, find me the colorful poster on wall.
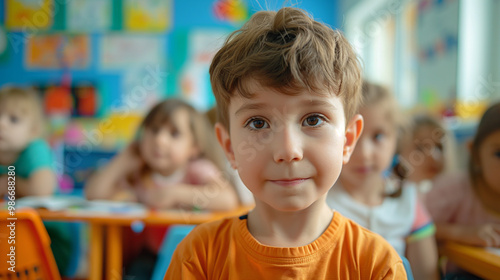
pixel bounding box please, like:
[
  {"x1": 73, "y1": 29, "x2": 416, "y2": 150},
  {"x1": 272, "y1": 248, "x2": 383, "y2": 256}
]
[
  {"x1": 26, "y1": 34, "x2": 90, "y2": 69},
  {"x1": 179, "y1": 29, "x2": 229, "y2": 111},
  {"x1": 124, "y1": 0, "x2": 171, "y2": 32},
  {"x1": 100, "y1": 34, "x2": 165, "y2": 69},
  {"x1": 100, "y1": 34, "x2": 166, "y2": 112},
  {"x1": 213, "y1": 0, "x2": 250, "y2": 26},
  {"x1": 122, "y1": 68, "x2": 164, "y2": 113},
  {"x1": 66, "y1": 0, "x2": 112, "y2": 32},
  {"x1": 5, "y1": 0, "x2": 53, "y2": 31}
]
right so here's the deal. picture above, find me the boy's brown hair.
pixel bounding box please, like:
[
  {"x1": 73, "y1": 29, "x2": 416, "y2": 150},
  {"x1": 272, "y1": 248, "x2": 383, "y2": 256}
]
[
  {"x1": 0, "y1": 86, "x2": 45, "y2": 137},
  {"x1": 209, "y1": 7, "x2": 362, "y2": 129}
]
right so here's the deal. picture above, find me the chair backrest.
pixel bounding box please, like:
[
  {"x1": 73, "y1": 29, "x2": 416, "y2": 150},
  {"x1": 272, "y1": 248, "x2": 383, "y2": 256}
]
[
  {"x1": 152, "y1": 224, "x2": 196, "y2": 280},
  {"x1": 0, "y1": 209, "x2": 61, "y2": 280},
  {"x1": 401, "y1": 255, "x2": 414, "y2": 280}
]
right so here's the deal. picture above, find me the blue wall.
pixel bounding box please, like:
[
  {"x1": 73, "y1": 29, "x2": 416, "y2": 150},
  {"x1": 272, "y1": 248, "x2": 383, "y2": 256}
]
[{"x1": 0, "y1": 0, "x2": 339, "y2": 114}]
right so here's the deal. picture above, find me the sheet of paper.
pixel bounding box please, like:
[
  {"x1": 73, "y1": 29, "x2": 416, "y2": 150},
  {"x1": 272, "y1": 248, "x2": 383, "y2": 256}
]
[
  {"x1": 15, "y1": 195, "x2": 87, "y2": 211},
  {"x1": 486, "y1": 247, "x2": 500, "y2": 256}
]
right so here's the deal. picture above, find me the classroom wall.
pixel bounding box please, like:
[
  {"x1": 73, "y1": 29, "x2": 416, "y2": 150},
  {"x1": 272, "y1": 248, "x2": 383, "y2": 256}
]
[
  {"x1": 0, "y1": 0, "x2": 339, "y2": 116},
  {"x1": 0, "y1": 0, "x2": 339, "y2": 193}
]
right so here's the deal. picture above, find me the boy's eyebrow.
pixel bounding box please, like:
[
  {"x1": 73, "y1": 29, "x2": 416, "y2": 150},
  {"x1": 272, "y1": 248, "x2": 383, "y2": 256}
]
[
  {"x1": 235, "y1": 99, "x2": 339, "y2": 116},
  {"x1": 235, "y1": 102, "x2": 267, "y2": 116},
  {"x1": 301, "y1": 99, "x2": 339, "y2": 110}
]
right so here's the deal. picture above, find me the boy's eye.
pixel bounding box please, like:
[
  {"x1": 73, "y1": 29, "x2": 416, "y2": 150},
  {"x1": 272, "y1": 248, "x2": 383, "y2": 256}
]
[
  {"x1": 302, "y1": 115, "x2": 324, "y2": 127},
  {"x1": 246, "y1": 118, "x2": 269, "y2": 130},
  {"x1": 494, "y1": 151, "x2": 500, "y2": 158}
]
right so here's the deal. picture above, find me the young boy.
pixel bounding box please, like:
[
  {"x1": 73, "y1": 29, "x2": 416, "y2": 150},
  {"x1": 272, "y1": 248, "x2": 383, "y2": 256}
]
[
  {"x1": 0, "y1": 86, "x2": 56, "y2": 197},
  {"x1": 165, "y1": 7, "x2": 406, "y2": 279}
]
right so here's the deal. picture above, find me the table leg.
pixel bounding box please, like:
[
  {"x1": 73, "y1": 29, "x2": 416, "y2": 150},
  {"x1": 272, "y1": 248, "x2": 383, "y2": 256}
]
[
  {"x1": 106, "y1": 225, "x2": 123, "y2": 280},
  {"x1": 89, "y1": 224, "x2": 103, "y2": 280}
]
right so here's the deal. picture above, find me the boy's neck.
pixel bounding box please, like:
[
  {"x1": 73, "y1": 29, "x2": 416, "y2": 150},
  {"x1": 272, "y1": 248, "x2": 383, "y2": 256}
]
[
  {"x1": 0, "y1": 150, "x2": 20, "y2": 166},
  {"x1": 247, "y1": 198, "x2": 333, "y2": 247}
]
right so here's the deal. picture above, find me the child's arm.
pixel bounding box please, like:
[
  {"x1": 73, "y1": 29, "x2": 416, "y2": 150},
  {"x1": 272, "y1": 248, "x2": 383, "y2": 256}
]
[
  {"x1": 435, "y1": 222, "x2": 500, "y2": 247},
  {"x1": 14, "y1": 169, "x2": 56, "y2": 197},
  {"x1": 406, "y1": 235, "x2": 440, "y2": 280},
  {"x1": 143, "y1": 163, "x2": 239, "y2": 211},
  {"x1": 149, "y1": 179, "x2": 239, "y2": 211},
  {"x1": 85, "y1": 143, "x2": 144, "y2": 200}
]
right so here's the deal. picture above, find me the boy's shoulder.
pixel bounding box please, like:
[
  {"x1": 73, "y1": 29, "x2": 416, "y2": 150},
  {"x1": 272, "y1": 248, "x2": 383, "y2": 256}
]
[{"x1": 183, "y1": 214, "x2": 242, "y2": 243}]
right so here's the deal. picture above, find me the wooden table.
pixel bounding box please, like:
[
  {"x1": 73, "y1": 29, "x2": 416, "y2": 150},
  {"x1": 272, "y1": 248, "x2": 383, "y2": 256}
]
[
  {"x1": 38, "y1": 206, "x2": 253, "y2": 280},
  {"x1": 441, "y1": 242, "x2": 500, "y2": 280}
]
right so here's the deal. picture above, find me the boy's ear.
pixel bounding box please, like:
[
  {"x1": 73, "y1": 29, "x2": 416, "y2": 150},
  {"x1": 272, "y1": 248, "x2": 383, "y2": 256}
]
[
  {"x1": 215, "y1": 122, "x2": 236, "y2": 169},
  {"x1": 343, "y1": 114, "x2": 363, "y2": 164}
]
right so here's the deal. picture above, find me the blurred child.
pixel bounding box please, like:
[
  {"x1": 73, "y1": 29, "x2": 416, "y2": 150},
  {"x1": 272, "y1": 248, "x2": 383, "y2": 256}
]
[
  {"x1": 424, "y1": 102, "x2": 500, "y2": 277},
  {"x1": 327, "y1": 81, "x2": 440, "y2": 280},
  {"x1": 0, "y1": 86, "x2": 73, "y2": 275},
  {"x1": 398, "y1": 114, "x2": 456, "y2": 194},
  {"x1": 166, "y1": 8, "x2": 406, "y2": 279},
  {"x1": 85, "y1": 98, "x2": 239, "y2": 279},
  {"x1": 0, "y1": 86, "x2": 56, "y2": 197},
  {"x1": 85, "y1": 98, "x2": 238, "y2": 211}
]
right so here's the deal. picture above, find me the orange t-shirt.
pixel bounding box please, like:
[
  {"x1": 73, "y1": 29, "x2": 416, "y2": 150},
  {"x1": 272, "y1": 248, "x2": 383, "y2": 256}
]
[{"x1": 164, "y1": 212, "x2": 406, "y2": 279}]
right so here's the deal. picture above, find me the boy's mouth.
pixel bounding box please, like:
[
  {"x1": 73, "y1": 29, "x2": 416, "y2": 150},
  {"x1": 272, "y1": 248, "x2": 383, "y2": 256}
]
[{"x1": 269, "y1": 178, "x2": 309, "y2": 186}]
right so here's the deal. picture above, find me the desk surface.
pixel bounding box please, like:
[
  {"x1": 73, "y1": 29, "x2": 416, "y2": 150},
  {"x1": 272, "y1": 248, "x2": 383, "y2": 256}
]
[
  {"x1": 36, "y1": 205, "x2": 253, "y2": 280},
  {"x1": 38, "y1": 205, "x2": 254, "y2": 225},
  {"x1": 442, "y1": 242, "x2": 500, "y2": 279}
]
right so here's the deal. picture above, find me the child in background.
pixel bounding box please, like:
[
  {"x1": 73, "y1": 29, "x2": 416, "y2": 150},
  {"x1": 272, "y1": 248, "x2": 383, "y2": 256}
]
[
  {"x1": 398, "y1": 114, "x2": 456, "y2": 194},
  {"x1": 424, "y1": 102, "x2": 500, "y2": 277},
  {"x1": 166, "y1": 8, "x2": 406, "y2": 279},
  {"x1": 0, "y1": 86, "x2": 56, "y2": 197},
  {"x1": 85, "y1": 98, "x2": 238, "y2": 211},
  {"x1": 0, "y1": 86, "x2": 72, "y2": 275},
  {"x1": 326, "y1": 81, "x2": 440, "y2": 280},
  {"x1": 85, "y1": 98, "x2": 239, "y2": 279}
]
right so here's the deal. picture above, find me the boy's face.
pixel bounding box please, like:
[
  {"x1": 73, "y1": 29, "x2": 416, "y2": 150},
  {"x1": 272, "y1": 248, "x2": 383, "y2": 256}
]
[
  {"x1": 0, "y1": 105, "x2": 36, "y2": 153},
  {"x1": 216, "y1": 79, "x2": 362, "y2": 212}
]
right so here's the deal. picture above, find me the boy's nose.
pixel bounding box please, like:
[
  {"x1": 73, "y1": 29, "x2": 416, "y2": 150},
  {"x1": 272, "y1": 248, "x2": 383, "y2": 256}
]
[{"x1": 273, "y1": 126, "x2": 303, "y2": 163}]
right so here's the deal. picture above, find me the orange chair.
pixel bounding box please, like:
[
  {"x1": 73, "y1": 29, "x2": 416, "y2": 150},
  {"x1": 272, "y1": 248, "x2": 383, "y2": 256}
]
[{"x1": 0, "y1": 209, "x2": 61, "y2": 280}]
